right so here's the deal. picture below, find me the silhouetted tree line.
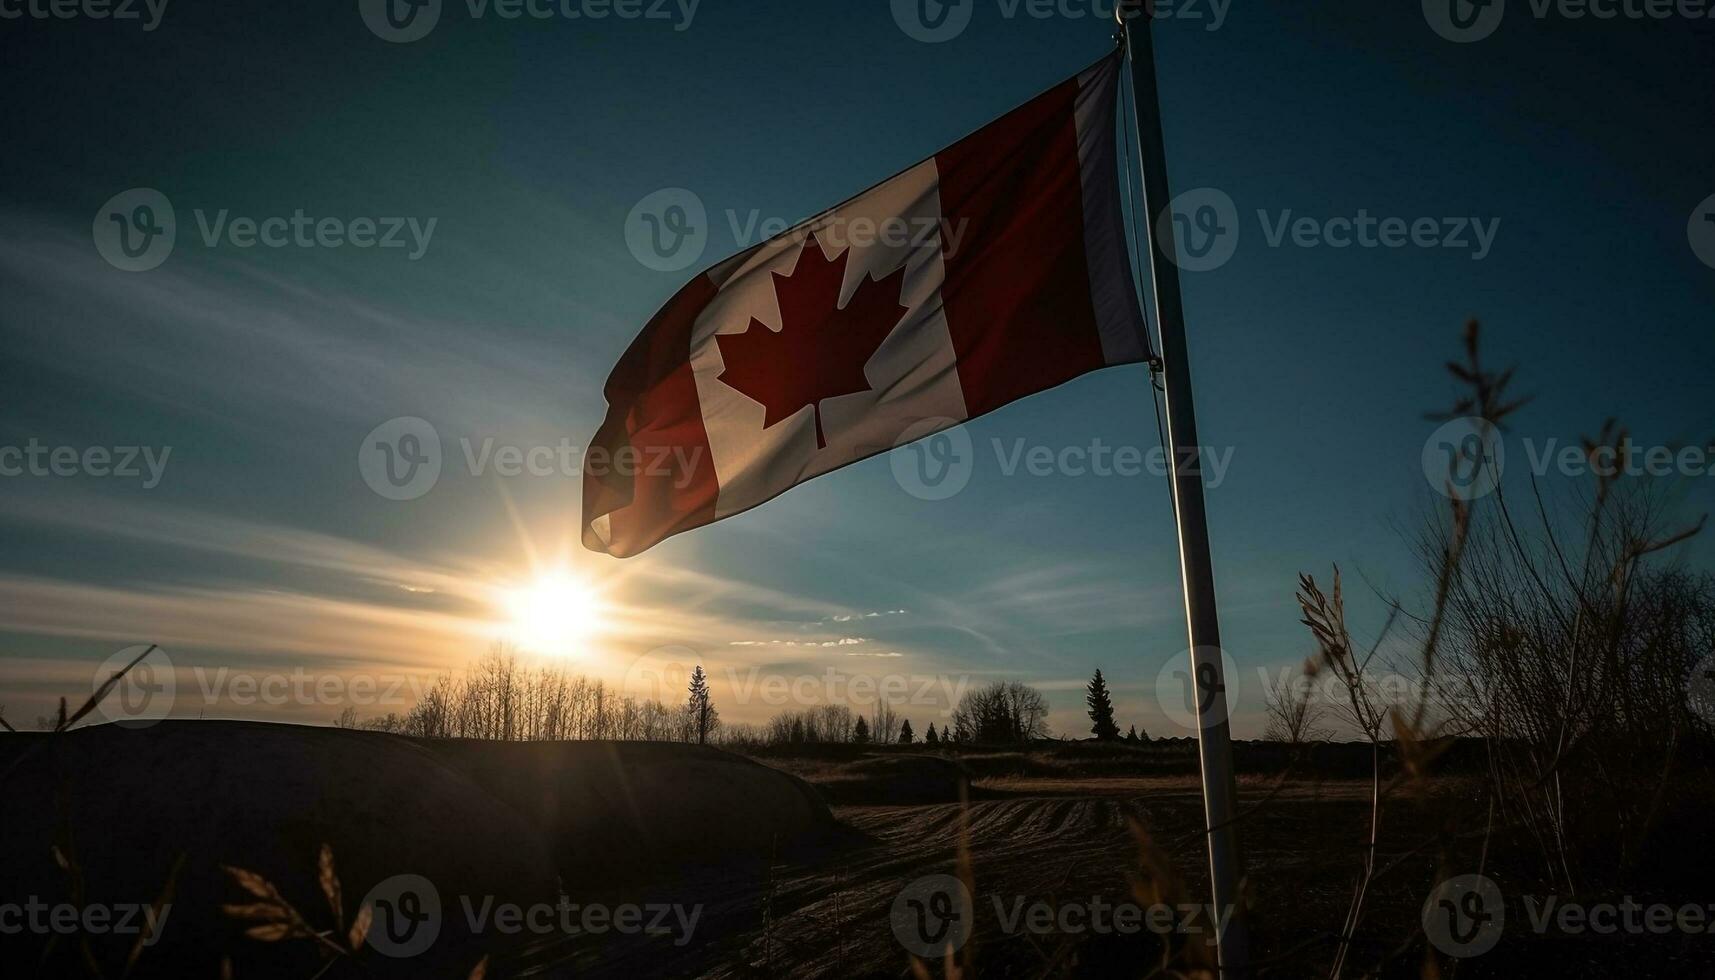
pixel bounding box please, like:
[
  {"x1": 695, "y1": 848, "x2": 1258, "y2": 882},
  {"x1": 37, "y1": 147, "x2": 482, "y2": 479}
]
[
  {"x1": 715, "y1": 681, "x2": 1054, "y2": 748},
  {"x1": 345, "y1": 649, "x2": 1056, "y2": 750},
  {"x1": 342, "y1": 646, "x2": 719, "y2": 743}
]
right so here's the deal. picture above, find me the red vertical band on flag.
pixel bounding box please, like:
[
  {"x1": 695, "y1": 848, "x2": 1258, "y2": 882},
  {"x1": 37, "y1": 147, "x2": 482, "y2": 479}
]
[
  {"x1": 935, "y1": 73, "x2": 1109, "y2": 416},
  {"x1": 582, "y1": 274, "x2": 719, "y2": 557}
]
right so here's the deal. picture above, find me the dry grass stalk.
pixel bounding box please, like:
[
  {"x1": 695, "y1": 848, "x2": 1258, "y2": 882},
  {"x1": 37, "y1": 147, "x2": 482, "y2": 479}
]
[{"x1": 222, "y1": 845, "x2": 366, "y2": 961}]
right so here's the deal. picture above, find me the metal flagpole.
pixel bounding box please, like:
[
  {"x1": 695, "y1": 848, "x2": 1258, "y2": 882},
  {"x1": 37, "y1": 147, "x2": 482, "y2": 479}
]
[{"x1": 1117, "y1": 3, "x2": 1251, "y2": 976}]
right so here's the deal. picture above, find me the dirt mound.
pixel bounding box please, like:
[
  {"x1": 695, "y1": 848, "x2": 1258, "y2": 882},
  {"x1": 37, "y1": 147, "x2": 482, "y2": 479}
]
[
  {"x1": 0, "y1": 724, "x2": 832, "y2": 978},
  {"x1": 425, "y1": 738, "x2": 833, "y2": 880},
  {"x1": 0, "y1": 721, "x2": 558, "y2": 979}
]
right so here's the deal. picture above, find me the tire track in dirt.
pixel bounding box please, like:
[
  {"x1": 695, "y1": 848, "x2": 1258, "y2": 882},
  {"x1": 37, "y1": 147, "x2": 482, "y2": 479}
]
[{"x1": 524, "y1": 792, "x2": 1211, "y2": 979}]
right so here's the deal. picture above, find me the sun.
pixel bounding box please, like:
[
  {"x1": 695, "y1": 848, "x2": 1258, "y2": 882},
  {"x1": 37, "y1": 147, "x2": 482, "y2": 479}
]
[{"x1": 501, "y1": 570, "x2": 603, "y2": 657}]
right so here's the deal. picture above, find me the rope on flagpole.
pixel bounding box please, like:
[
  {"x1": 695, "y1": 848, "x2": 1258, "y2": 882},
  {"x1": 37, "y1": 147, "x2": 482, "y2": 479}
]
[
  {"x1": 1115, "y1": 9, "x2": 1167, "y2": 381},
  {"x1": 1112, "y1": 15, "x2": 1179, "y2": 528}
]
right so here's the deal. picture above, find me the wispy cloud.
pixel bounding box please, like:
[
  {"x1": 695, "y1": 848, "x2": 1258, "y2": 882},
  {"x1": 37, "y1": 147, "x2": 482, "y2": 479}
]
[
  {"x1": 729, "y1": 637, "x2": 868, "y2": 647},
  {"x1": 0, "y1": 574, "x2": 491, "y2": 670},
  {"x1": 0, "y1": 216, "x2": 609, "y2": 440},
  {"x1": 825, "y1": 609, "x2": 908, "y2": 623},
  {"x1": 959, "y1": 561, "x2": 1180, "y2": 637},
  {"x1": 0, "y1": 490, "x2": 948, "y2": 723}
]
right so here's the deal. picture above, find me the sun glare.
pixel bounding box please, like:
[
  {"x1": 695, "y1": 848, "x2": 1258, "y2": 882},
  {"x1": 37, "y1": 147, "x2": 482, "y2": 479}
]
[{"x1": 501, "y1": 571, "x2": 602, "y2": 657}]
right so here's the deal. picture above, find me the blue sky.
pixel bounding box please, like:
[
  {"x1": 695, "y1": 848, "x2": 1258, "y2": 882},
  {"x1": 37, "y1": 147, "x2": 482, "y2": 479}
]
[{"x1": 2, "y1": 1, "x2": 1712, "y2": 737}]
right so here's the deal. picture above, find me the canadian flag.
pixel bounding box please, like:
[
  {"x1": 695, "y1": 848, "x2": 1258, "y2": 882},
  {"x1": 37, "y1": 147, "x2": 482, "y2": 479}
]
[{"x1": 584, "y1": 54, "x2": 1149, "y2": 557}]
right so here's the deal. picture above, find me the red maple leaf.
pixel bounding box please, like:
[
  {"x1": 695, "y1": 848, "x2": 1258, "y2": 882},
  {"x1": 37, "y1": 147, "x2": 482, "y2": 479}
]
[{"x1": 715, "y1": 232, "x2": 909, "y2": 449}]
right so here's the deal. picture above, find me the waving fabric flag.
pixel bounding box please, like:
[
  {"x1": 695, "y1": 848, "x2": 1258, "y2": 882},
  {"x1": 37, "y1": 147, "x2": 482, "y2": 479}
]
[{"x1": 584, "y1": 53, "x2": 1150, "y2": 557}]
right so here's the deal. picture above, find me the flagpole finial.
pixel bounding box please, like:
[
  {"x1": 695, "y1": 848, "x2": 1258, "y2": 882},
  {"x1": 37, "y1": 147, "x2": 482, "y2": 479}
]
[{"x1": 1115, "y1": 1, "x2": 1150, "y2": 48}]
